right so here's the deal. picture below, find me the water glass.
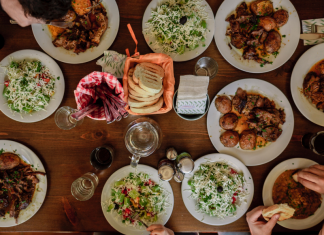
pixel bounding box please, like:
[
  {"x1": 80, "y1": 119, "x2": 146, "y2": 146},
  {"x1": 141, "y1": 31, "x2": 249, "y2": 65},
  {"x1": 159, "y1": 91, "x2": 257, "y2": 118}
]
[
  {"x1": 302, "y1": 131, "x2": 324, "y2": 156},
  {"x1": 195, "y1": 57, "x2": 218, "y2": 79},
  {"x1": 71, "y1": 172, "x2": 99, "y2": 201},
  {"x1": 55, "y1": 106, "x2": 83, "y2": 130}
]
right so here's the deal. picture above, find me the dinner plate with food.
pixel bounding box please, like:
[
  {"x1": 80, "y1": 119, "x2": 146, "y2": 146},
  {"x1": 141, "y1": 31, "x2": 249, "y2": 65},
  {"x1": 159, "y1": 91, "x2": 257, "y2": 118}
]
[
  {"x1": 32, "y1": 0, "x2": 120, "y2": 64},
  {"x1": 263, "y1": 158, "x2": 324, "y2": 230},
  {"x1": 0, "y1": 140, "x2": 47, "y2": 227},
  {"x1": 291, "y1": 43, "x2": 324, "y2": 127},
  {"x1": 207, "y1": 79, "x2": 294, "y2": 166},
  {"x1": 101, "y1": 165, "x2": 174, "y2": 235},
  {"x1": 142, "y1": 0, "x2": 215, "y2": 62},
  {"x1": 181, "y1": 153, "x2": 254, "y2": 226},
  {"x1": 214, "y1": 0, "x2": 300, "y2": 73},
  {"x1": 0, "y1": 50, "x2": 64, "y2": 123}
]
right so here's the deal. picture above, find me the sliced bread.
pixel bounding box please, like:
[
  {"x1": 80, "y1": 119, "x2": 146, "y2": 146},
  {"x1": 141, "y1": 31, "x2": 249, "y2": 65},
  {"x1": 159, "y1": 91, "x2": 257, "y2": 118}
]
[
  {"x1": 128, "y1": 97, "x2": 159, "y2": 108},
  {"x1": 133, "y1": 62, "x2": 164, "y2": 83},
  {"x1": 130, "y1": 96, "x2": 164, "y2": 114},
  {"x1": 129, "y1": 87, "x2": 164, "y2": 102},
  {"x1": 128, "y1": 68, "x2": 156, "y2": 96},
  {"x1": 134, "y1": 63, "x2": 163, "y2": 94},
  {"x1": 262, "y1": 204, "x2": 295, "y2": 221},
  {"x1": 128, "y1": 87, "x2": 151, "y2": 98}
]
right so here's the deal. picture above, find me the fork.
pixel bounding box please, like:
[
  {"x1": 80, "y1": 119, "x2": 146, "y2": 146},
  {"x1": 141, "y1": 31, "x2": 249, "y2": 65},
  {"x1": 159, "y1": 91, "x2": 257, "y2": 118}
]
[
  {"x1": 131, "y1": 212, "x2": 148, "y2": 228},
  {"x1": 303, "y1": 24, "x2": 324, "y2": 33}
]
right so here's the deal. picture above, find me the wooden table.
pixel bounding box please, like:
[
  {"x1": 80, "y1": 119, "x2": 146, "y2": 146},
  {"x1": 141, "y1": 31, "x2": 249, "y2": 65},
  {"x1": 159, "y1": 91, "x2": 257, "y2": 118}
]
[{"x1": 1, "y1": 0, "x2": 324, "y2": 233}]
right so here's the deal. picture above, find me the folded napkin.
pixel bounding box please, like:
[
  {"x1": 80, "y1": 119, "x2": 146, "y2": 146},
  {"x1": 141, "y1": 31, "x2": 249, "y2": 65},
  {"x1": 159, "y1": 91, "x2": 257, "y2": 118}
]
[
  {"x1": 302, "y1": 19, "x2": 324, "y2": 46},
  {"x1": 176, "y1": 75, "x2": 209, "y2": 115},
  {"x1": 96, "y1": 51, "x2": 126, "y2": 78}
]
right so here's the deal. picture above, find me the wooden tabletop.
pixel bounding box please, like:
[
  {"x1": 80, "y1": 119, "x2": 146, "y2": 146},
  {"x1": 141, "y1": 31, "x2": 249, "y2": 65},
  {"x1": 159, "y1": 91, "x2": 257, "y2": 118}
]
[{"x1": 1, "y1": 0, "x2": 324, "y2": 233}]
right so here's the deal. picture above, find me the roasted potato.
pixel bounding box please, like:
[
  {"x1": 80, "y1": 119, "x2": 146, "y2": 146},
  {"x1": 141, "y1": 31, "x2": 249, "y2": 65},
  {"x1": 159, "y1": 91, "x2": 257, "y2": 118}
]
[
  {"x1": 0, "y1": 152, "x2": 20, "y2": 170},
  {"x1": 250, "y1": 0, "x2": 273, "y2": 16}
]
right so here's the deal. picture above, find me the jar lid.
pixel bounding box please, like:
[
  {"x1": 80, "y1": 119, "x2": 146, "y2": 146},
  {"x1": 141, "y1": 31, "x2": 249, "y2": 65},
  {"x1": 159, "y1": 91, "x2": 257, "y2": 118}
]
[
  {"x1": 174, "y1": 171, "x2": 184, "y2": 183},
  {"x1": 158, "y1": 165, "x2": 175, "y2": 181},
  {"x1": 178, "y1": 158, "x2": 194, "y2": 174}
]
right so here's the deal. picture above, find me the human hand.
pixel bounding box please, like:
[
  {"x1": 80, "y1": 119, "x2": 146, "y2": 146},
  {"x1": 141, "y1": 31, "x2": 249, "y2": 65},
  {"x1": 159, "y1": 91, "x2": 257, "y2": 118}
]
[
  {"x1": 297, "y1": 164, "x2": 324, "y2": 194},
  {"x1": 246, "y1": 206, "x2": 279, "y2": 235},
  {"x1": 146, "y1": 224, "x2": 174, "y2": 235}
]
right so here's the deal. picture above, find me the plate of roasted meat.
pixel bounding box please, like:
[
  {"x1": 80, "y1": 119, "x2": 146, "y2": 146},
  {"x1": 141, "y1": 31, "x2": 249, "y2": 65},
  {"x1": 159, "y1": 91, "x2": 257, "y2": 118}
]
[
  {"x1": 214, "y1": 0, "x2": 300, "y2": 73},
  {"x1": 263, "y1": 158, "x2": 324, "y2": 230},
  {"x1": 0, "y1": 140, "x2": 47, "y2": 227},
  {"x1": 291, "y1": 43, "x2": 324, "y2": 127},
  {"x1": 207, "y1": 79, "x2": 294, "y2": 166},
  {"x1": 32, "y1": 0, "x2": 120, "y2": 64}
]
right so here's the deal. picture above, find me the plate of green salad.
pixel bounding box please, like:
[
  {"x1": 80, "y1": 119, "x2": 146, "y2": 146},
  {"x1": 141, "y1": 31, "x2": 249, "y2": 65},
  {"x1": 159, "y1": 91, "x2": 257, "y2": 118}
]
[
  {"x1": 181, "y1": 153, "x2": 254, "y2": 225},
  {"x1": 0, "y1": 50, "x2": 64, "y2": 123},
  {"x1": 101, "y1": 164, "x2": 174, "y2": 235},
  {"x1": 142, "y1": 0, "x2": 215, "y2": 62}
]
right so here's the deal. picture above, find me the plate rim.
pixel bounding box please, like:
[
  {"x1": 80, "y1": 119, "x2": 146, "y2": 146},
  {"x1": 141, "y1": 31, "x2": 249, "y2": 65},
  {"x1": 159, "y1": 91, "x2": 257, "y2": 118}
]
[
  {"x1": 0, "y1": 49, "x2": 65, "y2": 123},
  {"x1": 206, "y1": 78, "x2": 294, "y2": 166},
  {"x1": 262, "y1": 158, "x2": 324, "y2": 230},
  {"x1": 142, "y1": 0, "x2": 215, "y2": 62},
  {"x1": 100, "y1": 164, "x2": 174, "y2": 235},
  {"x1": 0, "y1": 140, "x2": 47, "y2": 227},
  {"x1": 31, "y1": 0, "x2": 120, "y2": 64},
  {"x1": 181, "y1": 153, "x2": 254, "y2": 226},
  {"x1": 214, "y1": 0, "x2": 300, "y2": 73}
]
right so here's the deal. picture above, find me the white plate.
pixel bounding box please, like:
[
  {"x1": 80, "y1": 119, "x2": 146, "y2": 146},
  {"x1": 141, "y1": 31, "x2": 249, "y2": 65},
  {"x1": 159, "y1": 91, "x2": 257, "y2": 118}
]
[
  {"x1": 181, "y1": 153, "x2": 254, "y2": 226},
  {"x1": 142, "y1": 0, "x2": 215, "y2": 62},
  {"x1": 291, "y1": 43, "x2": 324, "y2": 127},
  {"x1": 0, "y1": 50, "x2": 65, "y2": 123},
  {"x1": 214, "y1": 0, "x2": 300, "y2": 73},
  {"x1": 262, "y1": 158, "x2": 324, "y2": 230},
  {"x1": 31, "y1": 0, "x2": 120, "y2": 64},
  {"x1": 207, "y1": 79, "x2": 294, "y2": 166},
  {"x1": 0, "y1": 140, "x2": 47, "y2": 227},
  {"x1": 101, "y1": 164, "x2": 174, "y2": 235}
]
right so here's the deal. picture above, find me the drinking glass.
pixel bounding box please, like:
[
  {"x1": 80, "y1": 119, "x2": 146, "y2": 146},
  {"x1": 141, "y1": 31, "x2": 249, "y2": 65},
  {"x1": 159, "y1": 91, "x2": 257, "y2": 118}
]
[
  {"x1": 302, "y1": 131, "x2": 324, "y2": 156},
  {"x1": 90, "y1": 145, "x2": 114, "y2": 170},
  {"x1": 71, "y1": 172, "x2": 99, "y2": 201},
  {"x1": 195, "y1": 57, "x2": 218, "y2": 79},
  {"x1": 124, "y1": 117, "x2": 162, "y2": 168},
  {"x1": 55, "y1": 106, "x2": 83, "y2": 130}
]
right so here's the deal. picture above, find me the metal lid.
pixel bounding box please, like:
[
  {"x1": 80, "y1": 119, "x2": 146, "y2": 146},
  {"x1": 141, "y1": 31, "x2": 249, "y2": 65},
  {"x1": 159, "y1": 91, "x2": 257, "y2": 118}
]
[
  {"x1": 158, "y1": 165, "x2": 175, "y2": 181},
  {"x1": 177, "y1": 158, "x2": 194, "y2": 174},
  {"x1": 173, "y1": 170, "x2": 184, "y2": 183},
  {"x1": 166, "y1": 147, "x2": 177, "y2": 161}
]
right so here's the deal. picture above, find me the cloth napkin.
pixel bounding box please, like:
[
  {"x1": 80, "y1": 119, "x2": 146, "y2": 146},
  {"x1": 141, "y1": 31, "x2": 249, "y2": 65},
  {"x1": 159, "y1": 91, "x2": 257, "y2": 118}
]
[
  {"x1": 176, "y1": 75, "x2": 209, "y2": 115},
  {"x1": 302, "y1": 19, "x2": 324, "y2": 46},
  {"x1": 96, "y1": 51, "x2": 127, "y2": 78}
]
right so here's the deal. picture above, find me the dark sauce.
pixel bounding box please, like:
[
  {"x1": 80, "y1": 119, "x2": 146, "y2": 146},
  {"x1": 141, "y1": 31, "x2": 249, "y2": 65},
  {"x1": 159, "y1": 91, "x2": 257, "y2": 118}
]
[{"x1": 90, "y1": 146, "x2": 114, "y2": 170}]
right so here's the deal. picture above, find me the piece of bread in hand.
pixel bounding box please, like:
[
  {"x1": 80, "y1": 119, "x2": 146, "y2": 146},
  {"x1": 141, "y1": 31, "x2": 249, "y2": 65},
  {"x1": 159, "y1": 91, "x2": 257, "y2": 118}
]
[
  {"x1": 128, "y1": 68, "x2": 156, "y2": 96},
  {"x1": 134, "y1": 63, "x2": 163, "y2": 94},
  {"x1": 262, "y1": 204, "x2": 295, "y2": 221},
  {"x1": 129, "y1": 87, "x2": 164, "y2": 102},
  {"x1": 130, "y1": 96, "x2": 164, "y2": 114},
  {"x1": 292, "y1": 173, "x2": 299, "y2": 182},
  {"x1": 128, "y1": 97, "x2": 159, "y2": 108}
]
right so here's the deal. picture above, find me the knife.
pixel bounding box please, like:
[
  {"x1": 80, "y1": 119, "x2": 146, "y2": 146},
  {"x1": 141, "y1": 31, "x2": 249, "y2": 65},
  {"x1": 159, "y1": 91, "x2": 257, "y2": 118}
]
[
  {"x1": 10, "y1": 19, "x2": 73, "y2": 28},
  {"x1": 300, "y1": 33, "x2": 324, "y2": 40}
]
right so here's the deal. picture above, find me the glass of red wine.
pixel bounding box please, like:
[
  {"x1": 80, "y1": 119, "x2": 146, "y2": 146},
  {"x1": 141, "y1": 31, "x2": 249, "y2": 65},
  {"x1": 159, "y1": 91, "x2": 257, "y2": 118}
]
[
  {"x1": 302, "y1": 131, "x2": 324, "y2": 156},
  {"x1": 90, "y1": 145, "x2": 114, "y2": 170}
]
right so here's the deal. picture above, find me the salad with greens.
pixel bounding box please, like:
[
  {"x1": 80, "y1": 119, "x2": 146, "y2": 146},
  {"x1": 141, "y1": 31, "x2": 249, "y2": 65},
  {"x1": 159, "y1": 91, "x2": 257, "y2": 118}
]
[
  {"x1": 107, "y1": 172, "x2": 169, "y2": 227},
  {"x1": 144, "y1": 0, "x2": 209, "y2": 55},
  {"x1": 3, "y1": 59, "x2": 56, "y2": 114},
  {"x1": 188, "y1": 162, "x2": 248, "y2": 218}
]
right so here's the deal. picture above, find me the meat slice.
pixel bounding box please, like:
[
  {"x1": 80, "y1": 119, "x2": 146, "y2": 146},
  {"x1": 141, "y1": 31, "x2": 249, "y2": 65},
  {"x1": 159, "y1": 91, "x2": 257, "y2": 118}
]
[
  {"x1": 0, "y1": 198, "x2": 8, "y2": 210},
  {"x1": 243, "y1": 46, "x2": 267, "y2": 64},
  {"x1": 231, "y1": 33, "x2": 247, "y2": 49},
  {"x1": 311, "y1": 92, "x2": 324, "y2": 104},
  {"x1": 273, "y1": 9, "x2": 289, "y2": 27},
  {"x1": 250, "y1": 0, "x2": 273, "y2": 16},
  {"x1": 256, "y1": 96, "x2": 265, "y2": 107},
  {"x1": 254, "y1": 108, "x2": 272, "y2": 126},
  {"x1": 0, "y1": 153, "x2": 20, "y2": 170},
  {"x1": 264, "y1": 97, "x2": 275, "y2": 108},
  {"x1": 243, "y1": 95, "x2": 259, "y2": 115},
  {"x1": 236, "y1": 2, "x2": 249, "y2": 18},
  {"x1": 53, "y1": 35, "x2": 67, "y2": 47},
  {"x1": 316, "y1": 62, "x2": 324, "y2": 75},
  {"x1": 259, "y1": 17, "x2": 277, "y2": 32},
  {"x1": 303, "y1": 72, "x2": 321, "y2": 97},
  {"x1": 267, "y1": 109, "x2": 282, "y2": 125},
  {"x1": 239, "y1": 130, "x2": 257, "y2": 150},
  {"x1": 90, "y1": 13, "x2": 108, "y2": 45},
  {"x1": 264, "y1": 31, "x2": 281, "y2": 54},
  {"x1": 262, "y1": 126, "x2": 282, "y2": 142},
  {"x1": 233, "y1": 88, "x2": 247, "y2": 113},
  {"x1": 259, "y1": 31, "x2": 268, "y2": 44}
]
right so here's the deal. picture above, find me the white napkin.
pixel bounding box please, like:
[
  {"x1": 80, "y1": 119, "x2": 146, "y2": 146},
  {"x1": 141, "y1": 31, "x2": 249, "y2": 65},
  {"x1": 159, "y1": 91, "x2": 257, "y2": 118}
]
[
  {"x1": 96, "y1": 51, "x2": 126, "y2": 78},
  {"x1": 302, "y1": 19, "x2": 324, "y2": 46},
  {"x1": 176, "y1": 75, "x2": 209, "y2": 115}
]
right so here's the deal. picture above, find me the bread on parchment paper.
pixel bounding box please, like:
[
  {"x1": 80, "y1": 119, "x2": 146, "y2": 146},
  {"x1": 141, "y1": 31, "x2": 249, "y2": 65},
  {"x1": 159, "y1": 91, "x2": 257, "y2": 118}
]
[
  {"x1": 130, "y1": 96, "x2": 164, "y2": 114},
  {"x1": 262, "y1": 204, "x2": 295, "y2": 222}
]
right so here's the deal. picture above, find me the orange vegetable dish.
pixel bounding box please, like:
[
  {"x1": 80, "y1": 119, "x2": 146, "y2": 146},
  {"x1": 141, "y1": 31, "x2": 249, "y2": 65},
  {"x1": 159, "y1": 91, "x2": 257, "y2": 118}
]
[{"x1": 48, "y1": 0, "x2": 108, "y2": 54}]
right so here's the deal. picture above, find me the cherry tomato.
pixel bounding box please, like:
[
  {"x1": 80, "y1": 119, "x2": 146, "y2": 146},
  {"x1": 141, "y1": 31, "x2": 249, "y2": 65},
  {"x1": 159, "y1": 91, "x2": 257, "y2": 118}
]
[
  {"x1": 230, "y1": 168, "x2": 237, "y2": 174},
  {"x1": 232, "y1": 196, "x2": 236, "y2": 204},
  {"x1": 4, "y1": 81, "x2": 9, "y2": 87},
  {"x1": 42, "y1": 78, "x2": 50, "y2": 83}
]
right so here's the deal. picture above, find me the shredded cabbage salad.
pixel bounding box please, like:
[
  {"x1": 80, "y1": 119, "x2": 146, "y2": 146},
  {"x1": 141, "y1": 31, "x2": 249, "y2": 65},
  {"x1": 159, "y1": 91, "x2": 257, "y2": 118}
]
[
  {"x1": 107, "y1": 172, "x2": 169, "y2": 228},
  {"x1": 144, "y1": 0, "x2": 209, "y2": 55},
  {"x1": 188, "y1": 162, "x2": 248, "y2": 218},
  {"x1": 3, "y1": 59, "x2": 56, "y2": 114}
]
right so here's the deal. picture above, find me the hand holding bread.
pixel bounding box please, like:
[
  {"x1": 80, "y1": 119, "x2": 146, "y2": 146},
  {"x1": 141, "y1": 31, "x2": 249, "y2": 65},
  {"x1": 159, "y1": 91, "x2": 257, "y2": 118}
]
[{"x1": 262, "y1": 204, "x2": 295, "y2": 222}]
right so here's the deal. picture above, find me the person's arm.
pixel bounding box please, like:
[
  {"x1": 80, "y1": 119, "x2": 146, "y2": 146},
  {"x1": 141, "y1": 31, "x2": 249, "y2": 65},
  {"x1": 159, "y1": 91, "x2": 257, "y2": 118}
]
[
  {"x1": 246, "y1": 206, "x2": 279, "y2": 235},
  {"x1": 146, "y1": 224, "x2": 174, "y2": 235}
]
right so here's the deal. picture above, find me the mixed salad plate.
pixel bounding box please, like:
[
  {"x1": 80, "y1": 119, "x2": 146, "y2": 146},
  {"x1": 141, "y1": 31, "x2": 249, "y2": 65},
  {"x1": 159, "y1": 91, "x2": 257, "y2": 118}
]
[
  {"x1": 142, "y1": 0, "x2": 215, "y2": 62},
  {"x1": 181, "y1": 153, "x2": 254, "y2": 226},
  {"x1": 101, "y1": 165, "x2": 174, "y2": 235},
  {"x1": 0, "y1": 50, "x2": 64, "y2": 123}
]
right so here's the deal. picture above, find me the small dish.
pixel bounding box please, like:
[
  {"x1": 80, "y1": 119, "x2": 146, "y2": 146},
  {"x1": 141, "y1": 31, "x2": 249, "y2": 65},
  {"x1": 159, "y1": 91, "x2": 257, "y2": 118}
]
[{"x1": 173, "y1": 90, "x2": 210, "y2": 121}]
